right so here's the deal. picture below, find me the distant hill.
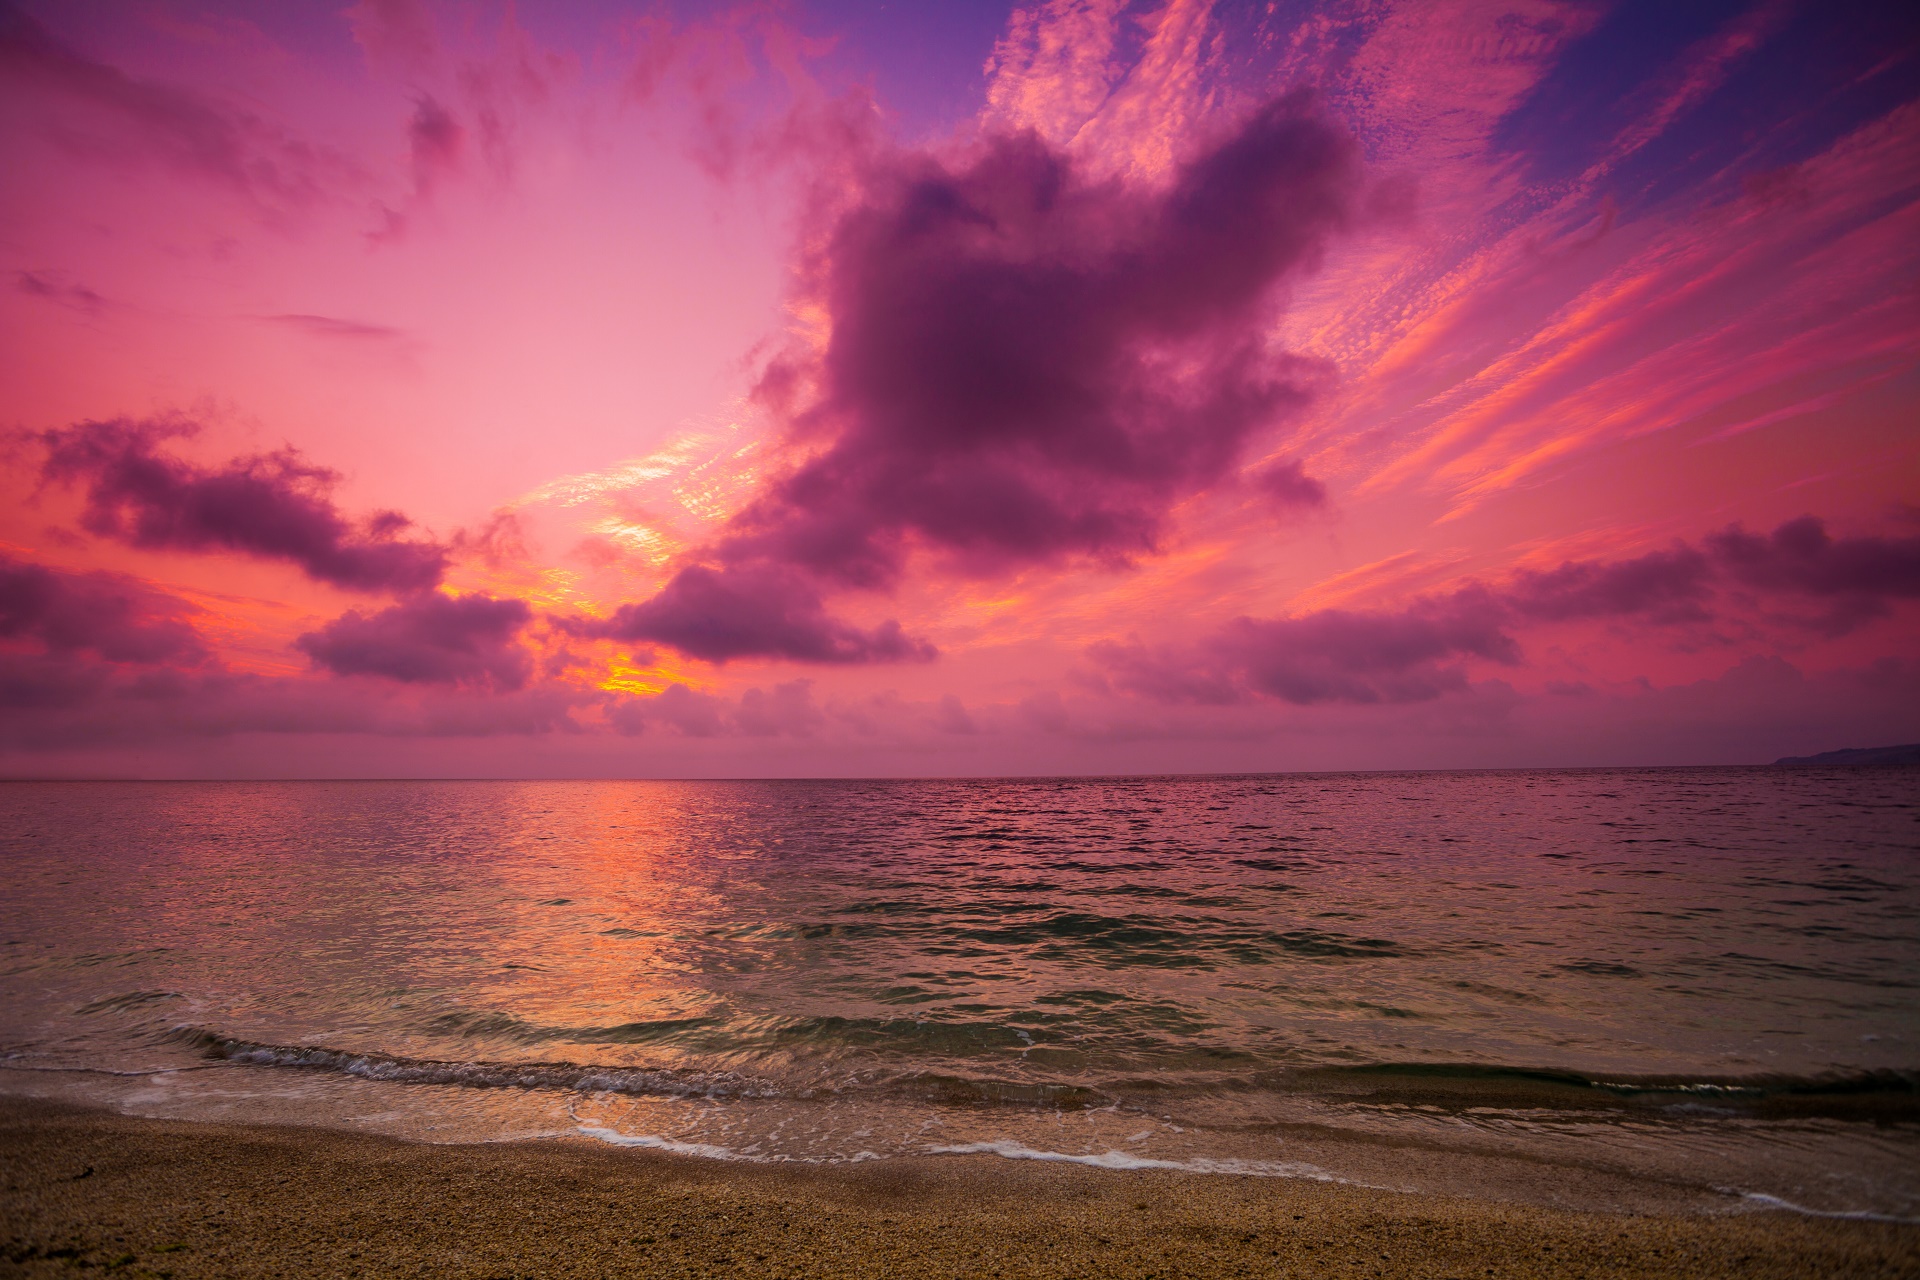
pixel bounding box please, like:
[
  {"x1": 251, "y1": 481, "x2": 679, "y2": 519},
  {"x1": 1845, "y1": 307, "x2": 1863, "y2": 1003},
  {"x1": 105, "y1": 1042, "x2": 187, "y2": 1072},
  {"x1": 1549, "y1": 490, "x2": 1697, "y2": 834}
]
[{"x1": 1774, "y1": 743, "x2": 1920, "y2": 766}]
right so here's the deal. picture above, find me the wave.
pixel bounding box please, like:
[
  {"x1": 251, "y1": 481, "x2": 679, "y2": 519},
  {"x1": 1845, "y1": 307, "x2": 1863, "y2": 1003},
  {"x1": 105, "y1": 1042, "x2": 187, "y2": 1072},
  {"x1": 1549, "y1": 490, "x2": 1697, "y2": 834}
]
[
  {"x1": 414, "y1": 1006, "x2": 1248, "y2": 1071},
  {"x1": 167, "y1": 1028, "x2": 770, "y2": 1100},
  {"x1": 163, "y1": 1026, "x2": 1919, "y2": 1124},
  {"x1": 168, "y1": 1027, "x2": 1127, "y2": 1109}
]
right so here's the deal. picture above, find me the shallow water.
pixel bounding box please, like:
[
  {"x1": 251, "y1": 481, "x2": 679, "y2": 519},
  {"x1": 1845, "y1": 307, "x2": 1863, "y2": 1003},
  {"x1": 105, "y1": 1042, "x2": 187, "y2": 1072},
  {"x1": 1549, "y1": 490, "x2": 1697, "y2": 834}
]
[{"x1": 1, "y1": 770, "x2": 1914, "y2": 1216}]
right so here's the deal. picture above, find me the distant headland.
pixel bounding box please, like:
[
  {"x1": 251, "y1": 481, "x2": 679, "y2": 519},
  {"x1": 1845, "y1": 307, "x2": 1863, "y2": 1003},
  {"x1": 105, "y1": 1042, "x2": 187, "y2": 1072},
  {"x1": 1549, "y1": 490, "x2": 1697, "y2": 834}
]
[{"x1": 1774, "y1": 743, "x2": 1920, "y2": 766}]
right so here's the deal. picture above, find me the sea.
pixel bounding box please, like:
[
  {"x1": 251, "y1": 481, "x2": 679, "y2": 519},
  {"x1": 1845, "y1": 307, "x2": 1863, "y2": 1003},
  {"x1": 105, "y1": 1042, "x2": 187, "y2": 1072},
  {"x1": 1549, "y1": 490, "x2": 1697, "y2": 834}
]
[{"x1": 1, "y1": 769, "x2": 1914, "y2": 1220}]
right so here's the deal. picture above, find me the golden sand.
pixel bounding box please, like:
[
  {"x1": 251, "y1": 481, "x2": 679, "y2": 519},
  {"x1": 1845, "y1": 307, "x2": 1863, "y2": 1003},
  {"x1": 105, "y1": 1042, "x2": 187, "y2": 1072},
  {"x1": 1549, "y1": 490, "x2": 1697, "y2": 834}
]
[{"x1": 1, "y1": 1097, "x2": 1913, "y2": 1278}]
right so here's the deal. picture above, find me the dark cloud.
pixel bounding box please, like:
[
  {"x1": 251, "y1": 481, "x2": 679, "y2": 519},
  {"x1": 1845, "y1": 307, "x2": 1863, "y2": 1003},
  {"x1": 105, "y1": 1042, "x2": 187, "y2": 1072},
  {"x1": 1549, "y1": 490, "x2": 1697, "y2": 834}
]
[
  {"x1": 0, "y1": 550, "x2": 208, "y2": 716},
  {"x1": 36, "y1": 418, "x2": 448, "y2": 595},
  {"x1": 1506, "y1": 546, "x2": 1712, "y2": 623},
  {"x1": 581, "y1": 565, "x2": 935, "y2": 665},
  {"x1": 0, "y1": 652, "x2": 105, "y2": 711},
  {"x1": 616, "y1": 92, "x2": 1358, "y2": 664},
  {"x1": 1702, "y1": 516, "x2": 1920, "y2": 636},
  {"x1": 1094, "y1": 516, "x2": 1920, "y2": 707},
  {"x1": 1095, "y1": 613, "x2": 1497, "y2": 706},
  {"x1": 1219, "y1": 590, "x2": 1521, "y2": 705},
  {"x1": 296, "y1": 592, "x2": 533, "y2": 689},
  {"x1": 0, "y1": 657, "x2": 582, "y2": 747},
  {"x1": 0, "y1": 552, "x2": 205, "y2": 665},
  {"x1": 1707, "y1": 516, "x2": 1920, "y2": 599},
  {"x1": 1098, "y1": 587, "x2": 1520, "y2": 707},
  {"x1": 745, "y1": 92, "x2": 1352, "y2": 579}
]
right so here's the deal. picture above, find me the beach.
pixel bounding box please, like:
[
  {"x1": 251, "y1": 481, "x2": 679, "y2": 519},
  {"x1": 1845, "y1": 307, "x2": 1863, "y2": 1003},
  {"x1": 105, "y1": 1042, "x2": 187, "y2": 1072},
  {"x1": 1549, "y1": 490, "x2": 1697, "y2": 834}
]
[{"x1": 3, "y1": 1098, "x2": 1914, "y2": 1279}]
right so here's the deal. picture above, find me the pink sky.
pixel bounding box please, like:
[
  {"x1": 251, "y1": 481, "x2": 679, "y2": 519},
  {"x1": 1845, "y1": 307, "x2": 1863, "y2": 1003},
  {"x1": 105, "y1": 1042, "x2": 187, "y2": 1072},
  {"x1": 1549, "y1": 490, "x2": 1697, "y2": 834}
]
[{"x1": 2, "y1": 0, "x2": 1916, "y2": 777}]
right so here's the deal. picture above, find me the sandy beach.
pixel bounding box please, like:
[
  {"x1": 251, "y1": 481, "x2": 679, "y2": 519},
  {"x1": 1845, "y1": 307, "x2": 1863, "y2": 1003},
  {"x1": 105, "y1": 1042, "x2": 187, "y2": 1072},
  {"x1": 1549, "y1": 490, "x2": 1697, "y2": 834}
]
[{"x1": 1, "y1": 1097, "x2": 1913, "y2": 1279}]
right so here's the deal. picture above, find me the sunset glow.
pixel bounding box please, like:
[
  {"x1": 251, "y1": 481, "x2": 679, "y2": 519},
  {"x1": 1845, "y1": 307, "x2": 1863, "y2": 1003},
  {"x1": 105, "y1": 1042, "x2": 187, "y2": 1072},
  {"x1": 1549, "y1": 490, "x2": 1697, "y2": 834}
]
[{"x1": 3, "y1": 0, "x2": 1916, "y2": 777}]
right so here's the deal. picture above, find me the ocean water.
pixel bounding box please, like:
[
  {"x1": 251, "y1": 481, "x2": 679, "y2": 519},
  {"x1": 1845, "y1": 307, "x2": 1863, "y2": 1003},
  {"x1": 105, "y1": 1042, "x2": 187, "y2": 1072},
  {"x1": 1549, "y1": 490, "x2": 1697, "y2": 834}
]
[{"x1": 1, "y1": 770, "x2": 1914, "y2": 1218}]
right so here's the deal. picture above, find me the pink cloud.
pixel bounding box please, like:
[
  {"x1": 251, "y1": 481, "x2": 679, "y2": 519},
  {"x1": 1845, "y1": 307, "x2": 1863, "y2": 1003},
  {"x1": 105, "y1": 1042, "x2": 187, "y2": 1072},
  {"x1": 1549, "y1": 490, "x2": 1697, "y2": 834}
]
[{"x1": 345, "y1": 0, "x2": 438, "y2": 76}]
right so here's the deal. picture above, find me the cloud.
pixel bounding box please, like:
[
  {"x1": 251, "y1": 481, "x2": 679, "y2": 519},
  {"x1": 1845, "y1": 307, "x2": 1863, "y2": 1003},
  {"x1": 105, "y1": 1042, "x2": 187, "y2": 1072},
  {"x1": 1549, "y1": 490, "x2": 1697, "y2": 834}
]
[
  {"x1": 407, "y1": 94, "x2": 464, "y2": 195},
  {"x1": 1706, "y1": 516, "x2": 1920, "y2": 636},
  {"x1": 295, "y1": 592, "x2": 533, "y2": 690},
  {"x1": 1707, "y1": 515, "x2": 1920, "y2": 599},
  {"x1": 0, "y1": 652, "x2": 110, "y2": 712},
  {"x1": 604, "y1": 677, "x2": 826, "y2": 739},
  {"x1": 1094, "y1": 517, "x2": 1916, "y2": 707},
  {"x1": 0, "y1": 5, "x2": 346, "y2": 212},
  {"x1": 1505, "y1": 545, "x2": 1712, "y2": 623},
  {"x1": 15, "y1": 269, "x2": 105, "y2": 314},
  {"x1": 579, "y1": 564, "x2": 935, "y2": 665},
  {"x1": 617, "y1": 91, "x2": 1357, "y2": 664},
  {"x1": 1219, "y1": 590, "x2": 1520, "y2": 704},
  {"x1": 0, "y1": 558, "x2": 573, "y2": 743},
  {"x1": 0, "y1": 550, "x2": 210, "y2": 716},
  {"x1": 260, "y1": 313, "x2": 407, "y2": 341},
  {"x1": 749, "y1": 91, "x2": 1353, "y2": 579},
  {"x1": 1096, "y1": 586, "x2": 1520, "y2": 707},
  {"x1": 935, "y1": 693, "x2": 978, "y2": 735},
  {"x1": 1249, "y1": 458, "x2": 1328, "y2": 508},
  {"x1": 0, "y1": 552, "x2": 205, "y2": 665},
  {"x1": 735, "y1": 679, "x2": 825, "y2": 737},
  {"x1": 1086, "y1": 637, "x2": 1242, "y2": 706},
  {"x1": 36, "y1": 418, "x2": 448, "y2": 595},
  {"x1": 646, "y1": 683, "x2": 727, "y2": 737},
  {"x1": 346, "y1": 0, "x2": 438, "y2": 75},
  {"x1": 0, "y1": 658, "x2": 585, "y2": 747}
]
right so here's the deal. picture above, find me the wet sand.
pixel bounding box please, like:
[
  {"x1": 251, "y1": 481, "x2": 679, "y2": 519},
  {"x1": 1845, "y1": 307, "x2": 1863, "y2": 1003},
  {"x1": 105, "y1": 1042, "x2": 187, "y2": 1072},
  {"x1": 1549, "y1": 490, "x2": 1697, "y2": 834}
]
[{"x1": 1, "y1": 1097, "x2": 1914, "y2": 1279}]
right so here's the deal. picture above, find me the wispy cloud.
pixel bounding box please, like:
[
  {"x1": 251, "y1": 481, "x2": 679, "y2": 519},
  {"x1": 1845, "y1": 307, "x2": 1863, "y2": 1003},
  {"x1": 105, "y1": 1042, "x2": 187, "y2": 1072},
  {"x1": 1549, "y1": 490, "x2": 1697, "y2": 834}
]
[
  {"x1": 260, "y1": 313, "x2": 407, "y2": 341},
  {"x1": 14, "y1": 269, "x2": 105, "y2": 314}
]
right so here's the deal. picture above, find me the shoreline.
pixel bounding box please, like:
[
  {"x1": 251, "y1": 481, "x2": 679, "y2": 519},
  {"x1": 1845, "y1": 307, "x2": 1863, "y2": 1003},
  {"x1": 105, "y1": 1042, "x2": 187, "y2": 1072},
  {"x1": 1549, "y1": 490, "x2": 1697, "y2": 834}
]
[{"x1": 3, "y1": 1098, "x2": 1915, "y2": 1278}]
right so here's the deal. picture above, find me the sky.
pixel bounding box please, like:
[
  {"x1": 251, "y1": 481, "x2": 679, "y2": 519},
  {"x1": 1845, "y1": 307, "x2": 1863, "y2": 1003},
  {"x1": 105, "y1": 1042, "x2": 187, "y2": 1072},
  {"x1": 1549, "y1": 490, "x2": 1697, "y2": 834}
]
[{"x1": 1, "y1": 0, "x2": 1916, "y2": 778}]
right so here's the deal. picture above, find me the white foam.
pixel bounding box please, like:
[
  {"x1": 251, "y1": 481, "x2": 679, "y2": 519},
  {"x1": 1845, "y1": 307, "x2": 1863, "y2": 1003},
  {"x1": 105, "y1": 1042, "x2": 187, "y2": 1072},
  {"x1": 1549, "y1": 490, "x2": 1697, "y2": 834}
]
[
  {"x1": 923, "y1": 1139, "x2": 1347, "y2": 1181},
  {"x1": 1735, "y1": 1192, "x2": 1920, "y2": 1225},
  {"x1": 576, "y1": 1126, "x2": 745, "y2": 1161},
  {"x1": 574, "y1": 1124, "x2": 1364, "y2": 1184}
]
